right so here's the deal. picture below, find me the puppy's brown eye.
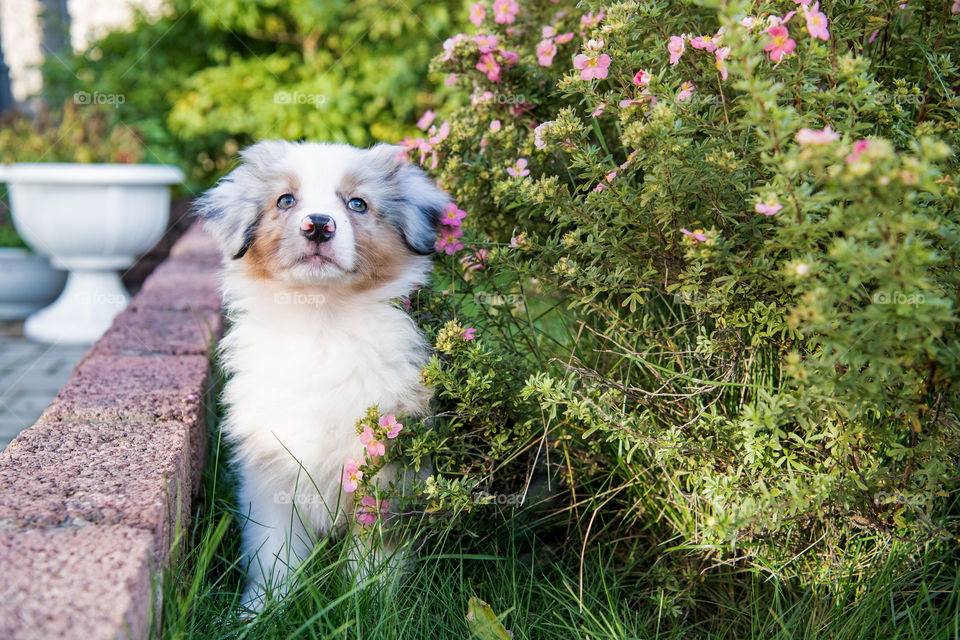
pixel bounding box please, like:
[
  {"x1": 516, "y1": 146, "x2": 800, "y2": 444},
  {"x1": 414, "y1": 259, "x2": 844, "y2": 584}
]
[
  {"x1": 347, "y1": 197, "x2": 368, "y2": 213},
  {"x1": 277, "y1": 194, "x2": 296, "y2": 210}
]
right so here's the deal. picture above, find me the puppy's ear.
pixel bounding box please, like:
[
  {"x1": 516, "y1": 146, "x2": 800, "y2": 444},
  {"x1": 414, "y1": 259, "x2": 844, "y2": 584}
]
[
  {"x1": 194, "y1": 140, "x2": 291, "y2": 260},
  {"x1": 368, "y1": 143, "x2": 450, "y2": 255}
]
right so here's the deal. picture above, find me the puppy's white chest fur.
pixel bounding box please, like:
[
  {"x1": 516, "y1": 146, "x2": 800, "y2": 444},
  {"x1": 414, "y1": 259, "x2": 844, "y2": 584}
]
[{"x1": 220, "y1": 283, "x2": 430, "y2": 533}]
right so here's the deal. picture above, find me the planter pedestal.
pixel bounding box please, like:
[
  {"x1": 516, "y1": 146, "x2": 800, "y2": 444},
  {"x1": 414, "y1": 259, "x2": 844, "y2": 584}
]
[{"x1": 24, "y1": 266, "x2": 130, "y2": 344}]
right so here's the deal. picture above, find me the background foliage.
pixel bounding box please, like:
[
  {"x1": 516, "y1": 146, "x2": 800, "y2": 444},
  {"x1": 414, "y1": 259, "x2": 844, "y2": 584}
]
[{"x1": 42, "y1": 0, "x2": 462, "y2": 187}]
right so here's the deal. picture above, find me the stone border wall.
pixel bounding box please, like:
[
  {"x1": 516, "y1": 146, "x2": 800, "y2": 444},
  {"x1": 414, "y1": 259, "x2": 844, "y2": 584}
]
[{"x1": 0, "y1": 221, "x2": 223, "y2": 639}]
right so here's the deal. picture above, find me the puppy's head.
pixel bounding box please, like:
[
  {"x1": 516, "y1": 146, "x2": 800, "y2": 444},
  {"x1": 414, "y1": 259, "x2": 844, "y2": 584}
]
[{"x1": 196, "y1": 141, "x2": 449, "y2": 295}]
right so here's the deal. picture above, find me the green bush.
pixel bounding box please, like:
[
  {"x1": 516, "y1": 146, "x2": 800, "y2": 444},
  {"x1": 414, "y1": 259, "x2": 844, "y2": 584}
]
[{"x1": 372, "y1": 0, "x2": 960, "y2": 585}]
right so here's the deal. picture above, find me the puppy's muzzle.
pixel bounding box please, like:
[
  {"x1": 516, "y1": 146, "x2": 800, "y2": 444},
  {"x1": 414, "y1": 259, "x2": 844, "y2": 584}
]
[{"x1": 300, "y1": 214, "x2": 336, "y2": 243}]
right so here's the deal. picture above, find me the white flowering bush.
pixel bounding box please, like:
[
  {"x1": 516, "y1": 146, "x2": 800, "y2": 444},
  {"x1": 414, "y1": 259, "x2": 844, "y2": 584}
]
[{"x1": 344, "y1": 0, "x2": 960, "y2": 584}]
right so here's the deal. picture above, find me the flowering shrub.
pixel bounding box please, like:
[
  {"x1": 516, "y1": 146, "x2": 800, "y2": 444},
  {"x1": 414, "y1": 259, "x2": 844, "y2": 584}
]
[{"x1": 377, "y1": 0, "x2": 960, "y2": 582}]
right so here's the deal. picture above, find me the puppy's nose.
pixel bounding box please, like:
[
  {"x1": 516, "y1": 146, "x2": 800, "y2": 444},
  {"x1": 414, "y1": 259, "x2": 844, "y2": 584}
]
[{"x1": 300, "y1": 215, "x2": 336, "y2": 243}]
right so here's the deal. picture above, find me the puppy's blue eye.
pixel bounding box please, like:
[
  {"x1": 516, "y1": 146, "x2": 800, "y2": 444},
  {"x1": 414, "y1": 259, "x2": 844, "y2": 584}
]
[
  {"x1": 277, "y1": 194, "x2": 296, "y2": 210},
  {"x1": 347, "y1": 197, "x2": 368, "y2": 213}
]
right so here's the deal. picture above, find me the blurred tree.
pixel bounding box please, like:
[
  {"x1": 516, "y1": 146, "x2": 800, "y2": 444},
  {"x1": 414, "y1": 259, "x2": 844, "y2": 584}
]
[{"x1": 43, "y1": 0, "x2": 462, "y2": 187}]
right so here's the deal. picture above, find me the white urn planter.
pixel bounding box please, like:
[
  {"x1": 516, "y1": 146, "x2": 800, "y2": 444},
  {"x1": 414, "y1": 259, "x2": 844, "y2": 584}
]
[
  {"x1": 0, "y1": 248, "x2": 67, "y2": 319},
  {"x1": 0, "y1": 163, "x2": 184, "y2": 343}
]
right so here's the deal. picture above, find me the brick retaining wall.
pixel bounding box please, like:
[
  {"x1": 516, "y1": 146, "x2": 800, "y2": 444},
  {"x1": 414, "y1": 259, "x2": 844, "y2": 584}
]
[{"x1": 0, "y1": 221, "x2": 223, "y2": 639}]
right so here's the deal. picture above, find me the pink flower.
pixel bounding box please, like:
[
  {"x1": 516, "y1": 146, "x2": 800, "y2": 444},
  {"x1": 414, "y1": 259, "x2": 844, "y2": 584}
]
[
  {"x1": 499, "y1": 48, "x2": 519, "y2": 68},
  {"x1": 476, "y1": 53, "x2": 502, "y2": 82},
  {"x1": 796, "y1": 125, "x2": 839, "y2": 145},
  {"x1": 360, "y1": 426, "x2": 386, "y2": 458},
  {"x1": 804, "y1": 2, "x2": 829, "y2": 40},
  {"x1": 680, "y1": 228, "x2": 707, "y2": 242},
  {"x1": 668, "y1": 35, "x2": 685, "y2": 65},
  {"x1": 537, "y1": 39, "x2": 558, "y2": 66},
  {"x1": 755, "y1": 202, "x2": 783, "y2": 216},
  {"x1": 740, "y1": 16, "x2": 758, "y2": 30},
  {"x1": 677, "y1": 81, "x2": 695, "y2": 101},
  {"x1": 846, "y1": 139, "x2": 871, "y2": 163},
  {"x1": 492, "y1": 0, "x2": 518, "y2": 24},
  {"x1": 462, "y1": 328, "x2": 478, "y2": 340},
  {"x1": 474, "y1": 33, "x2": 499, "y2": 53},
  {"x1": 573, "y1": 51, "x2": 611, "y2": 80},
  {"x1": 490, "y1": 119, "x2": 501, "y2": 132},
  {"x1": 633, "y1": 69, "x2": 651, "y2": 86},
  {"x1": 715, "y1": 46, "x2": 730, "y2": 80},
  {"x1": 356, "y1": 496, "x2": 388, "y2": 526},
  {"x1": 441, "y1": 202, "x2": 467, "y2": 226},
  {"x1": 379, "y1": 414, "x2": 404, "y2": 439},
  {"x1": 459, "y1": 248, "x2": 488, "y2": 274},
  {"x1": 953, "y1": 0, "x2": 960, "y2": 13},
  {"x1": 591, "y1": 103, "x2": 605, "y2": 116},
  {"x1": 436, "y1": 226, "x2": 465, "y2": 255},
  {"x1": 470, "y1": 2, "x2": 486, "y2": 26},
  {"x1": 542, "y1": 26, "x2": 556, "y2": 38},
  {"x1": 580, "y1": 11, "x2": 604, "y2": 29},
  {"x1": 416, "y1": 110, "x2": 435, "y2": 130},
  {"x1": 690, "y1": 35, "x2": 717, "y2": 52},
  {"x1": 341, "y1": 459, "x2": 363, "y2": 493},
  {"x1": 764, "y1": 25, "x2": 796, "y2": 61},
  {"x1": 507, "y1": 157, "x2": 530, "y2": 177},
  {"x1": 556, "y1": 32, "x2": 574, "y2": 44},
  {"x1": 472, "y1": 89, "x2": 495, "y2": 105},
  {"x1": 445, "y1": 73, "x2": 458, "y2": 87}
]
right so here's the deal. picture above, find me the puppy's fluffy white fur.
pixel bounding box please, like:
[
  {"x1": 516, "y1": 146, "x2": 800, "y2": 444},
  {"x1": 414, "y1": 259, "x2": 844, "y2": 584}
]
[{"x1": 196, "y1": 141, "x2": 447, "y2": 608}]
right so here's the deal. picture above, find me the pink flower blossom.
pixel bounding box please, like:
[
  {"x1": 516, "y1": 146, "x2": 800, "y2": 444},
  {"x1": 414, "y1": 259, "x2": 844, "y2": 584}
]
[
  {"x1": 953, "y1": 0, "x2": 960, "y2": 13},
  {"x1": 507, "y1": 157, "x2": 530, "y2": 177},
  {"x1": 633, "y1": 69, "x2": 652, "y2": 86},
  {"x1": 542, "y1": 26, "x2": 556, "y2": 39},
  {"x1": 474, "y1": 33, "x2": 499, "y2": 53},
  {"x1": 342, "y1": 459, "x2": 363, "y2": 493},
  {"x1": 436, "y1": 226, "x2": 465, "y2": 255},
  {"x1": 490, "y1": 119, "x2": 501, "y2": 132},
  {"x1": 459, "y1": 248, "x2": 488, "y2": 274},
  {"x1": 379, "y1": 414, "x2": 404, "y2": 439},
  {"x1": 794, "y1": 0, "x2": 812, "y2": 5},
  {"x1": 441, "y1": 33, "x2": 469, "y2": 61},
  {"x1": 796, "y1": 125, "x2": 839, "y2": 145},
  {"x1": 740, "y1": 16, "x2": 758, "y2": 30},
  {"x1": 476, "y1": 53, "x2": 502, "y2": 82},
  {"x1": 846, "y1": 139, "x2": 871, "y2": 163},
  {"x1": 764, "y1": 25, "x2": 796, "y2": 61},
  {"x1": 462, "y1": 328, "x2": 478, "y2": 340},
  {"x1": 804, "y1": 2, "x2": 829, "y2": 40},
  {"x1": 680, "y1": 228, "x2": 707, "y2": 242},
  {"x1": 573, "y1": 50, "x2": 611, "y2": 80},
  {"x1": 470, "y1": 2, "x2": 486, "y2": 27},
  {"x1": 492, "y1": 0, "x2": 518, "y2": 24},
  {"x1": 537, "y1": 39, "x2": 558, "y2": 66},
  {"x1": 591, "y1": 103, "x2": 605, "y2": 116},
  {"x1": 356, "y1": 496, "x2": 388, "y2": 525},
  {"x1": 472, "y1": 90, "x2": 495, "y2": 106},
  {"x1": 416, "y1": 110, "x2": 435, "y2": 130},
  {"x1": 360, "y1": 426, "x2": 386, "y2": 457},
  {"x1": 580, "y1": 11, "x2": 604, "y2": 29},
  {"x1": 690, "y1": 35, "x2": 717, "y2": 52},
  {"x1": 677, "y1": 81, "x2": 695, "y2": 101},
  {"x1": 499, "y1": 48, "x2": 519, "y2": 67},
  {"x1": 556, "y1": 32, "x2": 574, "y2": 44},
  {"x1": 715, "y1": 46, "x2": 730, "y2": 80},
  {"x1": 755, "y1": 202, "x2": 783, "y2": 216},
  {"x1": 668, "y1": 35, "x2": 685, "y2": 65},
  {"x1": 441, "y1": 202, "x2": 467, "y2": 226},
  {"x1": 445, "y1": 73, "x2": 458, "y2": 86}
]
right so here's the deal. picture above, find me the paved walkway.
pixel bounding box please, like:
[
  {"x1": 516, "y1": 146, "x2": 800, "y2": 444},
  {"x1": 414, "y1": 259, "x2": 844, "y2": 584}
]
[{"x1": 0, "y1": 321, "x2": 88, "y2": 450}]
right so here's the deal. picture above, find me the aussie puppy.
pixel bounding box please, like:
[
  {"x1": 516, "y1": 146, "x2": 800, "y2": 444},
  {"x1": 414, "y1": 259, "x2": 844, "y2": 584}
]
[{"x1": 196, "y1": 141, "x2": 447, "y2": 609}]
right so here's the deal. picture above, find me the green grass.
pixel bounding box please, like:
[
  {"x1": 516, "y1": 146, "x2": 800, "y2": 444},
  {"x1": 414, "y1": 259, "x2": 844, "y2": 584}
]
[{"x1": 154, "y1": 401, "x2": 960, "y2": 640}]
